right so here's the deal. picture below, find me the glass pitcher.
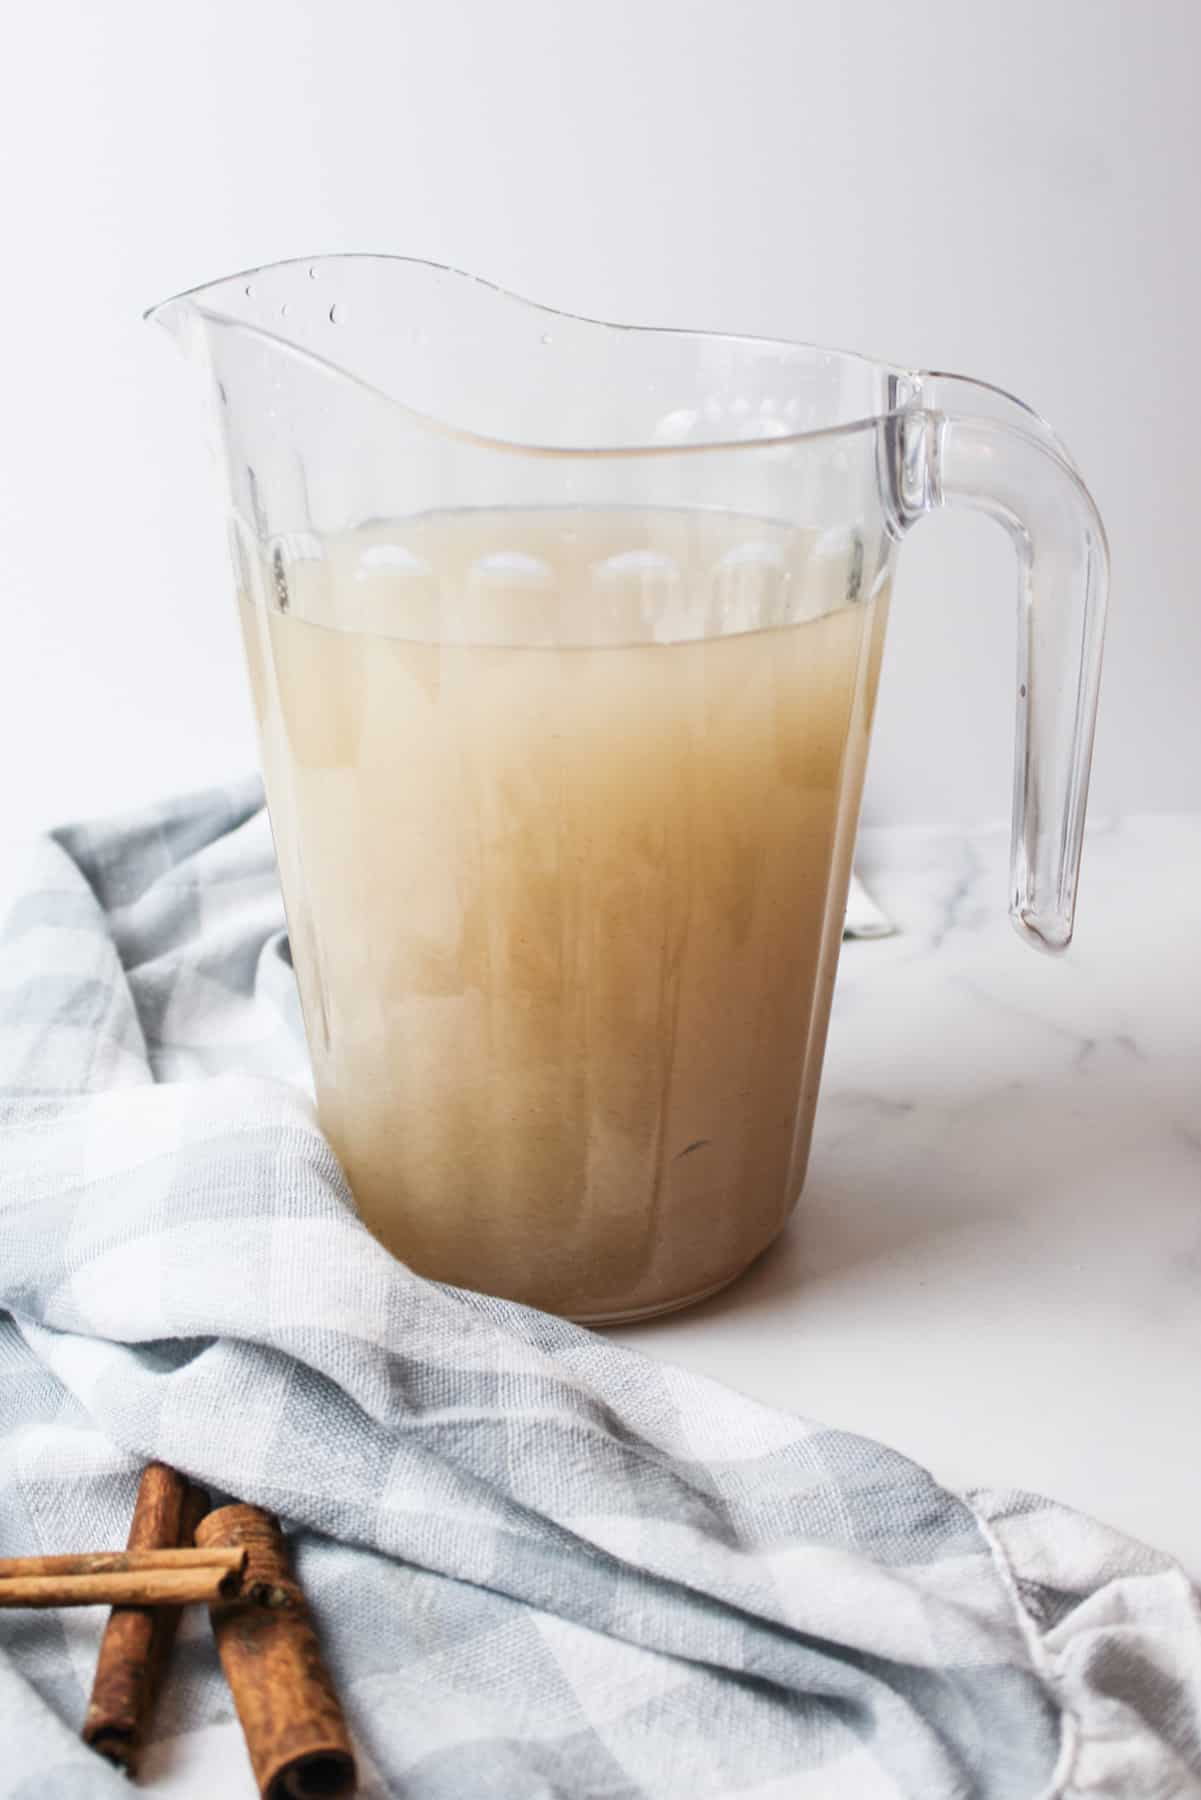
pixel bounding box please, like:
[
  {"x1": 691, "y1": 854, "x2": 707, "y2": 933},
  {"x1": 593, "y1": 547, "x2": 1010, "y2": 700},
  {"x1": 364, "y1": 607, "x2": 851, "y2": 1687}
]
[{"x1": 149, "y1": 256, "x2": 1107, "y2": 1322}]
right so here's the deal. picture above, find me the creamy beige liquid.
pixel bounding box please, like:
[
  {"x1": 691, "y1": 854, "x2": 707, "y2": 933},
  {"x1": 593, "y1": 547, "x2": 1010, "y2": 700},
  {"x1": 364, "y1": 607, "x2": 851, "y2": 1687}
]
[{"x1": 239, "y1": 509, "x2": 887, "y2": 1320}]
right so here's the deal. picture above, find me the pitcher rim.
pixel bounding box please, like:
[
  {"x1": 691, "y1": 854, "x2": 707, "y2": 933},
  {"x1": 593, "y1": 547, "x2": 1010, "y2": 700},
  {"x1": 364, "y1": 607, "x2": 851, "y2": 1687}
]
[{"x1": 146, "y1": 251, "x2": 1047, "y2": 461}]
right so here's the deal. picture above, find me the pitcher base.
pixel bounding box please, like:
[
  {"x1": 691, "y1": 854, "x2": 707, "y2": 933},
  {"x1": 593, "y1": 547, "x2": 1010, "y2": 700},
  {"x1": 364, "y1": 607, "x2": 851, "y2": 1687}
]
[{"x1": 571, "y1": 1251, "x2": 771, "y2": 1327}]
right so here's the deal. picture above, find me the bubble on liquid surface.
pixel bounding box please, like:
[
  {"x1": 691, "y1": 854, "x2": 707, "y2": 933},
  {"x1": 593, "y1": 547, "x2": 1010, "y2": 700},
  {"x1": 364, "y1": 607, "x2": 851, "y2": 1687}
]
[
  {"x1": 713, "y1": 540, "x2": 790, "y2": 632},
  {"x1": 815, "y1": 526, "x2": 856, "y2": 562},
  {"x1": 592, "y1": 548, "x2": 684, "y2": 644},
  {"x1": 356, "y1": 543, "x2": 433, "y2": 581},
  {"x1": 595, "y1": 550, "x2": 678, "y2": 580},
  {"x1": 718, "y1": 540, "x2": 786, "y2": 572},
  {"x1": 453, "y1": 548, "x2": 558, "y2": 645},
  {"x1": 653, "y1": 408, "x2": 699, "y2": 444},
  {"x1": 744, "y1": 415, "x2": 791, "y2": 441},
  {"x1": 471, "y1": 551, "x2": 554, "y2": 586}
]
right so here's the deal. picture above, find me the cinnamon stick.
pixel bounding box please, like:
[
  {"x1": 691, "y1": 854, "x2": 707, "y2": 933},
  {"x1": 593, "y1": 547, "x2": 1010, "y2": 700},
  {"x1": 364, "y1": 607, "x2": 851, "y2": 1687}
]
[
  {"x1": 0, "y1": 1564, "x2": 240, "y2": 1609},
  {"x1": 196, "y1": 1505, "x2": 356, "y2": 1800},
  {"x1": 0, "y1": 1548, "x2": 244, "y2": 1581},
  {"x1": 82, "y1": 1464, "x2": 211, "y2": 1772}
]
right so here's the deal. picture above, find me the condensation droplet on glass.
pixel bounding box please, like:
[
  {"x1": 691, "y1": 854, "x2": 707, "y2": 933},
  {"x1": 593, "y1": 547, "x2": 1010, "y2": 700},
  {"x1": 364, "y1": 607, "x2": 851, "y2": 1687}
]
[
  {"x1": 244, "y1": 284, "x2": 255, "y2": 298},
  {"x1": 308, "y1": 265, "x2": 320, "y2": 280},
  {"x1": 1020, "y1": 683, "x2": 1028, "y2": 699},
  {"x1": 329, "y1": 303, "x2": 345, "y2": 325},
  {"x1": 279, "y1": 302, "x2": 289, "y2": 317},
  {"x1": 540, "y1": 332, "x2": 553, "y2": 346}
]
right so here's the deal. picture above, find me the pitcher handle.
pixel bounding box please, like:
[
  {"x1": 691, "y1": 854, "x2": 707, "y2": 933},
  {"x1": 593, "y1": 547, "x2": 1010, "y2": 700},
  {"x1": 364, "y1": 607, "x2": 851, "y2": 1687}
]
[{"x1": 890, "y1": 375, "x2": 1109, "y2": 952}]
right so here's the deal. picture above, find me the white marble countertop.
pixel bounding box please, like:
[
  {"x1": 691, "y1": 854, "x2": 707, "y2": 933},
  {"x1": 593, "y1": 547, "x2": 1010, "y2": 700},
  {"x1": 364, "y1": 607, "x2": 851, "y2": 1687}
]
[{"x1": 611, "y1": 815, "x2": 1201, "y2": 1579}]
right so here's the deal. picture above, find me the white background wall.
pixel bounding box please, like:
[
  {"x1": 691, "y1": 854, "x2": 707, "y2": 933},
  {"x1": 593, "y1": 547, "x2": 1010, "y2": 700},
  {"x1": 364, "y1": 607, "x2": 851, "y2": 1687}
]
[{"x1": 1, "y1": 0, "x2": 1197, "y2": 840}]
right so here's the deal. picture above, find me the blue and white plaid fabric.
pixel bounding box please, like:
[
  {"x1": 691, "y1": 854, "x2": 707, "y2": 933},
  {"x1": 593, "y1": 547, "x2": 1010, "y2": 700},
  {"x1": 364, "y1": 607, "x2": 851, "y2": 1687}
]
[{"x1": 1, "y1": 781, "x2": 1199, "y2": 1797}]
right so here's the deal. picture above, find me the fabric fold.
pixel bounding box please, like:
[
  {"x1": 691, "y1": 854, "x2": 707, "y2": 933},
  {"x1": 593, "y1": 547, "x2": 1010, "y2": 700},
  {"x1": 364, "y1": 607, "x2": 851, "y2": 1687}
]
[{"x1": 1, "y1": 781, "x2": 1197, "y2": 1798}]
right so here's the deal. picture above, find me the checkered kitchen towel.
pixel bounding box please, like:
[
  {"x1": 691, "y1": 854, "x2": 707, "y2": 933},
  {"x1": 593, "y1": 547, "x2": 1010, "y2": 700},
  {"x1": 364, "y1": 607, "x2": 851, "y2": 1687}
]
[{"x1": 1, "y1": 780, "x2": 1199, "y2": 1798}]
